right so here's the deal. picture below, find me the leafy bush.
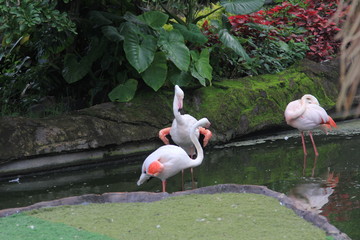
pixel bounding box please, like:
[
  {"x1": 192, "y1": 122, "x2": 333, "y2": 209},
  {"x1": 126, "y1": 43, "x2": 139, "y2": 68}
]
[
  {"x1": 202, "y1": 0, "x2": 345, "y2": 78},
  {"x1": 0, "y1": 0, "x2": 76, "y2": 116},
  {"x1": 61, "y1": 0, "x2": 266, "y2": 103},
  {"x1": 263, "y1": 0, "x2": 344, "y2": 61}
]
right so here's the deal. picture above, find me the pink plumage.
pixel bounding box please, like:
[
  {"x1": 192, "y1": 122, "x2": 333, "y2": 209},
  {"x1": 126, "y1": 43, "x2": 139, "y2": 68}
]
[{"x1": 284, "y1": 94, "x2": 337, "y2": 156}]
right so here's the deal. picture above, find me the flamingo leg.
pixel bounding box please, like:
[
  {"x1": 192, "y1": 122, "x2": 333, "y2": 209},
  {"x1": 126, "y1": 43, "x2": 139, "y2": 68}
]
[
  {"x1": 312, "y1": 155, "x2": 318, "y2": 177},
  {"x1": 302, "y1": 154, "x2": 307, "y2": 176},
  {"x1": 308, "y1": 131, "x2": 319, "y2": 156},
  {"x1": 300, "y1": 131, "x2": 308, "y2": 156},
  {"x1": 181, "y1": 169, "x2": 185, "y2": 191},
  {"x1": 199, "y1": 127, "x2": 212, "y2": 147},
  {"x1": 159, "y1": 127, "x2": 171, "y2": 145},
  {"x1": 191, "y1": 167, "x2": 196, "y2": 189},
  {"x1": 162, "y1": 180, "x2": 167, "y2": 192},
  {"x1": 189, "y1": 153, "x2": 196, "y2": 189}
]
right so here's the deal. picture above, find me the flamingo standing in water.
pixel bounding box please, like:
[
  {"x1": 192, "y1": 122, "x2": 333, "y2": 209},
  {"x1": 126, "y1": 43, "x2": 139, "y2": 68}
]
[
  {"x1": 284, "y1": 94, "x2": 337, "y2": 156},
  {"x1": 159, "y1": 85, "x2": 212, "y2": 187},
  {"x1": 137, "y1": 118, "x2": 211, "y2": 192}
]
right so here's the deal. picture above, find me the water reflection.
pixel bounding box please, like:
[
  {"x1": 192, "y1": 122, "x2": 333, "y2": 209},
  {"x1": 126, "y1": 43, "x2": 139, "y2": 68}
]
[
  {"x1": 289, "y1": 156, "x2": 339, "y2": 214},
  {"x1": 0, "y1": 120, "x2": 360, "y2": 238}
]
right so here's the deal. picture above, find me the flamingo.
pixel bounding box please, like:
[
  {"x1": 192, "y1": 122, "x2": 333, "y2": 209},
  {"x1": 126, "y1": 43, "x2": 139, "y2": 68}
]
[
  {"x1": 159, "y1": 85, "x2": 212, "y2": 188},
  {"x1": 137, "y1": 118, "x2": 211, "y2": 192},
  {"x1": 159, "y1": 85, "x2": 212, "y2": 154},
  {"x1": 284, "y1": 94, "x2": 337, "y2": 156}
]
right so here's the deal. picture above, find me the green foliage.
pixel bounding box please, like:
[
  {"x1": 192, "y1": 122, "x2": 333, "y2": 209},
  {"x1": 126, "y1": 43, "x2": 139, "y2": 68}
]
[
  {"x1": 123, "y1": 27, "x2": 157, "y2": 73},
  {"x1": 204, "y1": 10, "x2": 309, "y2": 79},
  {"x1": 218, "y1": 28, "x2": 250, "y2": 61},
  {"x1": 0, "y1": 0, "x2": 76, "y2": 116},
  {"x1": 67, "y1": 0, "x2": 265, "y2": 104},
  {"x1": 244, "y1": 38, "x2": 309, "y2": 75},
  {"x1": 108, "y1": 79, "x2": 138, "y2": 102},
  {"x1": 220, "y1": 0, "x2": 265, "y2": 14},
  {"x1": 0, "y1": 0, "x2": 76, "y2": 45},
  {"x1": 158, "y1": 28, "x2": 190, "y2": 72},
  {"x1": 1, "y1": 0, "x2": 268, "y2": 115}
]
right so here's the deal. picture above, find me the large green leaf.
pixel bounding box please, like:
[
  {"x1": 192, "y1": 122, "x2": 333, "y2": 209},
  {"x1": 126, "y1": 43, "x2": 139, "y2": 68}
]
[
  {"x1": 62, "y1": 37, "x2": 106, "y2": 84},
  {"x1": 89, "y1": 11, "x2": 112, "y2": 26},
  {"x1": 141, "y1": 52, "x2": 167, "y2": 91},
  {"x1": 219, "y1": 29, "x2": 249, "y2": 61},
  {"x1": 89, "y1": 10, "x2": 122, "y2": 25},
  {"x1": 108, "y1": 79, "x2": 138, "y2": 102},
  {"x1": 102, "y1": 26, "x2": 124, "y2": 42},
  {"x1": 137, "y1": 11, "x2": 168, "y2": 28},
  {"x1": 167, "y1": 63, "x2": 192, "y2": 86},
  {"x1": 190, "y1": 64, "x2": 206, "y2": 86},
  {"x1": 195, "y1": 49, "x2": 213, "y2": 82},
  {"x1": 173, "y1": 23, "x2": 208, "y2": 45},
  {"x1": 159, "y1": 29, "x2": 190, "y2": 72},
  {"x1": 62, "y1": 54, "x2": 91, "y2": 84},
  {"x1": 123, "y1": 29, "x2": 157, "y2": 73},
  {"x1": 220, "y1": 0, "x2": 265, "y2": 15}
]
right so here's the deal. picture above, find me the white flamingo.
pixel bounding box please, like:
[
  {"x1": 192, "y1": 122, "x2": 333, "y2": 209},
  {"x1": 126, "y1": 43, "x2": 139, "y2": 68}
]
[
  {"x1": 159, "y1": 85, "x2": 212, "y2": 188},
  {"x1": 137, "y1": 118, "x2": 211, "y2": 192},
  {"x1": 284, "y1": 94, "x2": 337, "y2": 156}
]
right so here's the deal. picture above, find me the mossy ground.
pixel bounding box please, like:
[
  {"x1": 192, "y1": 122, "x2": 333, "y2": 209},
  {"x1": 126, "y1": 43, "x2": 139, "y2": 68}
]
[{"x1": 0, "y1": 193, "x2": 329, "y2": 240}]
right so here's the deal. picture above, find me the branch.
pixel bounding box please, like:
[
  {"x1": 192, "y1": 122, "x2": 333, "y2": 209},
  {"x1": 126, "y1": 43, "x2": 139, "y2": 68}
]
[
  {"x1": 193, "y1": 6, "x2": 223, "y2": 24},
  {"x1": 158, "y1": 1, "x2": 186, "y2": 25}
]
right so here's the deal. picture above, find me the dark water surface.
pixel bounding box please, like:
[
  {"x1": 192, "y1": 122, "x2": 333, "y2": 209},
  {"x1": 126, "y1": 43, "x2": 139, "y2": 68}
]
[{"x1": 1, "y1": 119, "x2": 359, "y2": 239}]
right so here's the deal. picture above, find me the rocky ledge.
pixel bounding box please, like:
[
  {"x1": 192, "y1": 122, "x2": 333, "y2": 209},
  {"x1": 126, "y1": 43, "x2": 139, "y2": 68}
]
[{"x1": 0, "y1": 59, "x2": 340, "y2": 177}]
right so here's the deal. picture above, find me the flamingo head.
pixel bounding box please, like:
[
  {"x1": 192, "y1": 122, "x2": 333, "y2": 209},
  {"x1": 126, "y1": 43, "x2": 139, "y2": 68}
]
[
  {"x1": 175, "y1": 85, "x2": 184, "y2": 110},
  {"x1": 302, "y1": 94, "x2": 319, "y2": 105}
]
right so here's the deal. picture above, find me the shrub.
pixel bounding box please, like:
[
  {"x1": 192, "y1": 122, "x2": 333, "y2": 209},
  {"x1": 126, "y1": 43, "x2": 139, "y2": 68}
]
[{"x1": 202, "y1": 0, "x2": 346, "y2": 79}]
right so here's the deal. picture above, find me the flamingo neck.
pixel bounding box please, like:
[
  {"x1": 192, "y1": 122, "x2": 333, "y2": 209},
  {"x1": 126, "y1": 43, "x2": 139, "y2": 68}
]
[
  {"x1": 187, "y1": 120, "x2": 204, "y2": 168},
  {"x1": 292, "y1": 97, "x2": 307, "y2": 119}
]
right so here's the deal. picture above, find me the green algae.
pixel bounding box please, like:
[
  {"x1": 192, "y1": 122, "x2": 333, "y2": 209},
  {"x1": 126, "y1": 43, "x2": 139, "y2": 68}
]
[
  {"x1": 26, "y1": 193, "x2": 327, "y2": 240},
  {"x1": 0, "y1": 213, "x2": 113, "y2": 240}
]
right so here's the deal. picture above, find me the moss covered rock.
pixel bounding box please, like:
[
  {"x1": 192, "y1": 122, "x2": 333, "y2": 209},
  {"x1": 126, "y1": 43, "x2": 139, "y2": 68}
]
[
  {"x1": 0, "y1": 59, "x2": 339, "y2": 175},
  {"x1": 186, "y1": 59, "x2": 338, "y2": 142}
]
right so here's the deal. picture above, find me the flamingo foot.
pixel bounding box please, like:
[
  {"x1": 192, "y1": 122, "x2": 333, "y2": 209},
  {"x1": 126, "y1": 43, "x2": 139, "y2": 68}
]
[{"x1": 159, "y1": 127, "x2": 171, "y2": 145}]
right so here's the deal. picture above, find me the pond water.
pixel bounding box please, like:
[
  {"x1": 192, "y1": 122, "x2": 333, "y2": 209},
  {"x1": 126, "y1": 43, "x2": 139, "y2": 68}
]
[{"x1": 0, "y1": 119, "x2": 359, "y2": 239}]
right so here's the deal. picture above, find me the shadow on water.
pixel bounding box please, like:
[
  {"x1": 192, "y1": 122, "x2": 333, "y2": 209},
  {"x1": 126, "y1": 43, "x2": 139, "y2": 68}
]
[{"x1": 0, "y1": 120, "x2": 360, "y2": 239}]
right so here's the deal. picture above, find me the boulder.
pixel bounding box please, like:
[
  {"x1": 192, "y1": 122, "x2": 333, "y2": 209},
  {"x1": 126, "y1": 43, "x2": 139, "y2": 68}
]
[{"x1": 0, "y1": 59, "x2": 340, "y2": 176}]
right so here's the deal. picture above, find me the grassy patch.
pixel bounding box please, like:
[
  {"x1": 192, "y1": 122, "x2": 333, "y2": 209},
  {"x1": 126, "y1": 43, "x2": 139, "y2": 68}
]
[
  {"x1": 25, "y1": 193, "x2": 327, "y2": 240},
  {"x1": 0, "y1": 213, "x2": 113, "y2": 240}
]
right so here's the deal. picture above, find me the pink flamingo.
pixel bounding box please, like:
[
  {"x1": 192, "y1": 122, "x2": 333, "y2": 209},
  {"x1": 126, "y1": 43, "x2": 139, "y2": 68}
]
[
  {"x1": 159, "y1": 85, "x2": 212, "y2": 187},
  {"x1": 284, "y1": 94, "x2": 337, "y2": 156},
  {"x1": 137, "y1": 118, "x2": 211, "y2": 192}
]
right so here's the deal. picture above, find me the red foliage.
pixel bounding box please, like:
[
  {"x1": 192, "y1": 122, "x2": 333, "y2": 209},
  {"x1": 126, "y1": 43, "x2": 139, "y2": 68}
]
[
  {"x1": 201, "y1": 20, "x2": 220, "y2": 47},
  {"x1": 225, "y1": 0, "x2": 347, "y2": 62}
]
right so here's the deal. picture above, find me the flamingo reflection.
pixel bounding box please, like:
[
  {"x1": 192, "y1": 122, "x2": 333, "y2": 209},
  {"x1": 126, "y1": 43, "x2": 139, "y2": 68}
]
[{"x1": 289, "y1": 156, "x2": 339, "y2": 214}]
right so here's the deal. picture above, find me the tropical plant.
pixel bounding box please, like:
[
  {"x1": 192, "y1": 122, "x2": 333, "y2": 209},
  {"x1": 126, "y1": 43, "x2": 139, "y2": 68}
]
[
  {"x1": 202, "y1": 0, "x2": 345, "y2": 79},
  {"x1": 62, "y1": 0, "x2": 265, "y2": 103},
  {"x1": 0, "y1": 0, "x2": 76, "y2": 116}
]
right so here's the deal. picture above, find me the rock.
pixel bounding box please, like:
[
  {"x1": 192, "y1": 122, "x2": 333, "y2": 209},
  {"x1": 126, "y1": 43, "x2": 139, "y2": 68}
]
[{"x1": 0, "y1": 59, "x2": 340, "y2": 176}]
